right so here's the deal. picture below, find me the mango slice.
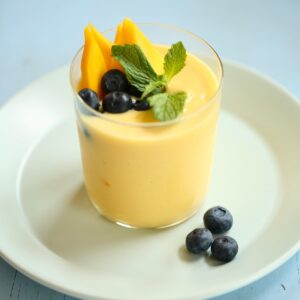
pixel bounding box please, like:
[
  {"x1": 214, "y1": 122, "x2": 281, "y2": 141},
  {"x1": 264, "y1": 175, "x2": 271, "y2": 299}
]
[
  {"x1": 114, "y1": 23, "x2": 124, "y2": 44},
  {"x1": 121, "y1": 18, "x2": 164, "y2": 74},
  {"x1": 80, "y1": 18, "x2": 164, "y2": 96},
  {"x1": 80, "y1": 26, "x2": 107, "y2": 95},
  {"x1": 88, "y1": 23, "x2": 112, "y2": 68},
  {"x1": 109, "y1": 23, "x2": 125, "y2": 70}
]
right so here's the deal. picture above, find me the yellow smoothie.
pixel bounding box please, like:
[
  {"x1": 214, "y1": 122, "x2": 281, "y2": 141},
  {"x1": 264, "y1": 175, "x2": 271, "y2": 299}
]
[{"x1": 75, "y1": 47, "x2": 221, "y2": 228}]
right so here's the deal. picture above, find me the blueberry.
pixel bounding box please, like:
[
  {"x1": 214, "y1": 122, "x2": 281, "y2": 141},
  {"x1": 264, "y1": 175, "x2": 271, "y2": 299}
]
[
  {"x1": 78, "y1": 88, "x2": 100, "y2": 111},
  {"x1": 101, "y1": 69, "x2": 128, "y2": 93},
  {"x1": 204, "y1": 206, "x2": 233, "y2": 234},
  {"x1": 102, "y1": 92, "x2": 133, "y2": 113},
  {"x1": 128, "y1": 84, "x2": 143, "y2": 98},
  {"x1": 133, "y1": 100, "x2": 151, "y2": 111},
  {"x1": 186, "y1": 228, "x2": 213, "y2": 254},
  {"x1": 211, "y1": 236, "x2": 238, "y2": 262}
]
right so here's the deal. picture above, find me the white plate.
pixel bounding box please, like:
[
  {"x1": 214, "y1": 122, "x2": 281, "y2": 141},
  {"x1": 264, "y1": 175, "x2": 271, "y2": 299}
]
[{"x1": 1, "y1": 61, "x2": 300, "y2": 300}]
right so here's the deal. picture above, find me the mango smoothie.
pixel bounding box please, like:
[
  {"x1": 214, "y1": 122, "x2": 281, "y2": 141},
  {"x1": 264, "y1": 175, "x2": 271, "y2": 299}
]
[{"x1": 70, "y1": 20, "x2": 222, "y2": 228}]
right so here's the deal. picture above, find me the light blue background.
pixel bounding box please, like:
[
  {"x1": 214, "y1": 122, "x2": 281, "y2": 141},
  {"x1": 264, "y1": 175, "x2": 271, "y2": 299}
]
[{"x1": 1, "y1": 0, "x2": 300, "y2": 299}]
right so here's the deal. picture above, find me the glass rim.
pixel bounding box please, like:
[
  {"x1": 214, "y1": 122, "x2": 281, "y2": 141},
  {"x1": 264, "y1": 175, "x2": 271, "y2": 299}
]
[{"x1": 69, "y1": 23, "x2": 223, "y2": 128}]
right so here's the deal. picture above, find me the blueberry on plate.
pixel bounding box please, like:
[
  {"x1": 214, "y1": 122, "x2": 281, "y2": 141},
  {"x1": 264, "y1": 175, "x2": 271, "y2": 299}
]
[
  {"x1": 204, "y1": 206, "x2": 233, "y2": 234},
  {"x1": 102, "y1": 92, "x2": 133, "y2": 113},
  {"x1": 211, "y1": 236, "x2": 238, "y2": 262},
  {"x1": 78, "y1": 88, "x2": 100, "y2": 111},
  {"x1": 133, "y1": 100, "x2": 151, "y2": 111},
  {"x1": 101, "y1": 69, "x2": 128, "y2": 93},
  {"x1": 186, "y1": 228, "x2": 213, "y2": 254}
]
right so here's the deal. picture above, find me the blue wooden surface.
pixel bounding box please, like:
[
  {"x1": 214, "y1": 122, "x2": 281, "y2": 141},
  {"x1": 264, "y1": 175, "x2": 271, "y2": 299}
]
[{"x1": 1, "y1": 0, "x2": 300, "y2": 299}]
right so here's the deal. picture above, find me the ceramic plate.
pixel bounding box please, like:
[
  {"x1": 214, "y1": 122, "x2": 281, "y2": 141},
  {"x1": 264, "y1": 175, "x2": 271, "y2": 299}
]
[{"x1": 1, "y1": 61, "x2": 300, "y2": 300}]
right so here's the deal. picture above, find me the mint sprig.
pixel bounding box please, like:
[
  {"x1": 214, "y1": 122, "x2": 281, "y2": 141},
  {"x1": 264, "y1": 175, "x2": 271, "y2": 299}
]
[
  {"x1": 111, "y1": 41, "x2": 187, "y2": 121},
  {"x1": 142, "y1": 79, "x2": 166, "y2": 98}
]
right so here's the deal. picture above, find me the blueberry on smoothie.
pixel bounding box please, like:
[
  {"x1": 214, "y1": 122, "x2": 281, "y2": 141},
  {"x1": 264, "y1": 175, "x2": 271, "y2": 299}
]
[
  {"x1": 101, "y1": 69, "x2": 128, "y2": 93},
  {"x1": 78, "y1": 88, "x2": 100, "y2": 111},
  {"x1": 102, "y1": 92, "x2": 133, "y2": 113}
]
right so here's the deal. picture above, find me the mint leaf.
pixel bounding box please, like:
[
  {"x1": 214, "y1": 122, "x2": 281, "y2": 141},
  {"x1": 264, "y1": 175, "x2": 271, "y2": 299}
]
[
  {"x1": 148, "y1": 92, "x2": 187, "y2": 121},
  {"x1": 163, "y1": 41, "x2": 187, "y2": 81},
  {"x1": 142, "y1": 78, "x2": 166, "y2": 98},
  {"x1": 112, "y1": 44, "x2": 158, "y2": 91}
]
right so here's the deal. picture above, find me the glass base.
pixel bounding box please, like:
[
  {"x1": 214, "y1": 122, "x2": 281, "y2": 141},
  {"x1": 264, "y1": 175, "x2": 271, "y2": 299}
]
[{"x1": 90, "y1": 198, "x2": 203, "y2": 229}]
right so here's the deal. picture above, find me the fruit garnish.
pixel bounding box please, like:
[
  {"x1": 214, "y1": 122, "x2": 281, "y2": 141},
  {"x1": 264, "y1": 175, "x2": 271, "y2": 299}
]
[
  {"x1": 80, "y1": 18, "x2": 163, "y2": 96},
  {"x1": 211, "y1": 236, "x2": 239, "y2": 262},
  {"x1": 114, "y1": 23, "x2": 124, "y2": 45},
  {"x1": 110, "y1": 23, "x2": 124, "y2": 70},
  {"x1": 186, "y1": 228, "x2": 213, "y2": 254},
  {"x1": 128, "y1": 84, "x2": 142, "y2": 98},
  {"x1": 111, "y1": 18, "x2": 164, "y2": 72},
  {"x1": 80, "y1": 26, "x2": 107, "y2": 95},
  {"x1": 79, "y1": 19, "x2": 188, "y2": 121},
  {"x1": 121, "y1": 18, "x2": 164, "y2": 74},
  {"x1": 133, "y1": 100, "x2": 151, "y2": 111},
  {"x1": 78, "y1": 88, "x2": 100, "y2": 110},
  {"x1": 111, "y1": 42, "x2": 187, "y2": 121},
  {"x1": 204, "y1": 206, "x2": 233, "y2": 234},
  {"x1": 102, "y1": 92, "x2": 133, "y2": 113},
  {"x1": 88, "y1": 23, "x2": 112, "y2": 68},
  {"x1": 185, "y1": 207, "x2": 238, "y2": 263},
  {"x1": 101, "y1": 69, "x2": 129, "y2": 93}
]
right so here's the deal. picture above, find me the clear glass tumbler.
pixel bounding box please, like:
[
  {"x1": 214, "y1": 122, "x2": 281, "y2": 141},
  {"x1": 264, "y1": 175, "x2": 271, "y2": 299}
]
[{"x1": 70, "y1": 24, "x2": 223, "y2": 228}]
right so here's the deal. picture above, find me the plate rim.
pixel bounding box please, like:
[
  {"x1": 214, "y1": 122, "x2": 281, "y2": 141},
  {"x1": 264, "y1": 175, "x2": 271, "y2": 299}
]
[{"x1": 1, "y1": 60, "x2": 300, "y2": 300}]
